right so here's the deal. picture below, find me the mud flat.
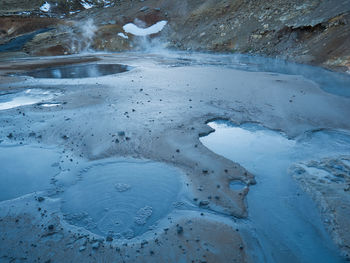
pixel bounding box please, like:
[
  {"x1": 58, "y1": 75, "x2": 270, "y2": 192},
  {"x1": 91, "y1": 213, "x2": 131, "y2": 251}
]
[
  {"x1": 290, "y1": 156, "x2": 350, "y2": 259},
  {"x1": 0, "y1": 52, "x2": 350, "y2": 262}
]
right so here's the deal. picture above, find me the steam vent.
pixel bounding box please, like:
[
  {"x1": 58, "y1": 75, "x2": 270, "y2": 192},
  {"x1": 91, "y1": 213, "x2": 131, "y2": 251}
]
[{"x1": 0, "y1": 1, "x2": 350, "y2": 263}]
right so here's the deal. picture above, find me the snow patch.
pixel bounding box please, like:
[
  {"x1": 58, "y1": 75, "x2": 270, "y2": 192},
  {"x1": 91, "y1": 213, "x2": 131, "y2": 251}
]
[
  {"x1": 118, "y1": 32, "x2": 129, "y2": 39},
  {"x1": 123, "y1": 20, "x2": 167, "y2": 36},
  {"x1": 40, "y1": 2, "x2": 51, "y2": 12},
  {"x1": 81, "y1": 0, "x2": 94, "y2": 9}
]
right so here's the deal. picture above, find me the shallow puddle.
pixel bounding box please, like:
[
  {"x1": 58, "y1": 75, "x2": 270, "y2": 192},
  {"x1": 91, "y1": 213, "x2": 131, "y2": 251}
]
[
  {"x1": 60, "y1": 159, "x2": 183, "y2": 239},
  {"x1": 24, "y1": 63, "x2": 130, "y2": 79},
  {"x1": 0, "y1": 144, "x2": 61, "y2": 201},
  {"x1": 0, "y1": 89, "x2": 57, "y2": 110},
  {"x1": 229, "y1": 180, "x2": 247, "y2": 191},
  {"x1": 200, "y1": 120, "x2": 350, "y2": 263}
]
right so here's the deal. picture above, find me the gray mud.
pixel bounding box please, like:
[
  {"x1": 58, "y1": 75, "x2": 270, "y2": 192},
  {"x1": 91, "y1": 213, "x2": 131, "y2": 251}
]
[
  {"x1": 0, "y1": 52, "x2": 350, "y2": 262},
  {"x1": 200, "y1": 120, "x2": 350, "y2": 262}
]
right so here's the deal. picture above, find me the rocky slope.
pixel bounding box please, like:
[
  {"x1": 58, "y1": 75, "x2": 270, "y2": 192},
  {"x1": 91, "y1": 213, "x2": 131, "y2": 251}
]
[{"x1": 0, "y1": 0, "x2": 350, "y2": 72}]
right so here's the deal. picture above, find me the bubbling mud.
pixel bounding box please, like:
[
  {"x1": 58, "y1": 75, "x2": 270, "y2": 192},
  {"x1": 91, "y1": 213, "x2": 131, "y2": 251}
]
[{"x1": 60, "y1": 159, "x2": 184, "y2": 239}]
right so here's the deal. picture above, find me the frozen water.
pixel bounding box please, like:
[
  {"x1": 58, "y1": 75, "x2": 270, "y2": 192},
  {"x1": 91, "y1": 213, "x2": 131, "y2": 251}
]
[
  {"x1": 0, "y1": 144, "x2": 61, "y2": 201},
  {"x1": 200, "y1": 120, "x2": 350, "y2": 263},
  {"x1": 60, "y1": 159, "x2": 183, "y2": 238}
]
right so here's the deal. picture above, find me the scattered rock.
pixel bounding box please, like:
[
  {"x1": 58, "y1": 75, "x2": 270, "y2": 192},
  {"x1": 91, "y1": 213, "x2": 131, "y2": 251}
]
[
  {"x1": 176, "y1": 225, "x2": 183, "y2": 234},
  {"x1": 37, "y1": 196, "x2": 45, "y2": 202},
  {"x1": 199, "y1": 200, "x2": 210, "y2": 207},
  {"x1": 91, "y1": 242, "x2": 100, "y2": 250},
  {"x1": 79, "y1": 245, "x2": 86, "y2": 252},
  {"x1": 118, "y1": 131, "x2": 125, "y2": 136},
  {"x1": 139, "y1": 6, "x2": 149, "y2": 12}
]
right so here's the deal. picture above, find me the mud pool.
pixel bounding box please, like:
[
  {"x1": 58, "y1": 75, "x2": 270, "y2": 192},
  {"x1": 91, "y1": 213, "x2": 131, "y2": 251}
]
[
  {"x1": 24, "y1": 63, "x2": 130, "y2": 79},
  {"x1": 59, "y1": 159, "x2": 185, "y2": 239},
  {"x1": 0, "y1": 144, "x2": 61, "y2": 201},
  {"x1": 200, "y1": 120, "x2": 350, "y2": 263},
  {"x1": 0, "y1": 52, "x2": 350, "y2": 262}
]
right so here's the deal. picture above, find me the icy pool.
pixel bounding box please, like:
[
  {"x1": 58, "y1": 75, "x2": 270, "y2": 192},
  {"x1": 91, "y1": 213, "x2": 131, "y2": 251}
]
[
  {"x1": 0, "y1": 144, "x2": 61, "y2": 201},
  {"x1": 0, "y1": 89, "x2": 57, "y2": 110},
  {"x1": 60, "y1": 159, "x2": 184, "y2": 239},
  {"x1": 200, "y1": 120, "x2": 350, "y2": 263},
  {"x1": 24, "y1": 63, "x2": 130, "y2": 79}
]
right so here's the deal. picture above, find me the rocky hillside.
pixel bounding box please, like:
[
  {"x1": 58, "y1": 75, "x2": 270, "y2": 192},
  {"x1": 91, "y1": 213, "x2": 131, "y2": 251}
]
[{"x1": 0, "y1": 0, "x2": 349, "y2": 72}]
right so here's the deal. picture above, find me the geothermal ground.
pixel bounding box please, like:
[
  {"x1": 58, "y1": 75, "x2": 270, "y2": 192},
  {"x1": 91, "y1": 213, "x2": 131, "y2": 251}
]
[{"x1": 0, "y1": 51, "x2": 350, "y2": 263}]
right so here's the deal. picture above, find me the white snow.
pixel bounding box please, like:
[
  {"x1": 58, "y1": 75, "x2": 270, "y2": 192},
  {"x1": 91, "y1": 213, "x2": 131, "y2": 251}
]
[
  {"x1": 40, "y1": 2, "x2": 51, "y2": 12},
  {"x1": 123, "y1": 20, "x2": 167, "y2": 36},
  {"x1": 117, "y1": 32, "x2": 129, "y2": 39},
  {"x1": 81, "y1": 0, "x2": 94, "y2": 9}
]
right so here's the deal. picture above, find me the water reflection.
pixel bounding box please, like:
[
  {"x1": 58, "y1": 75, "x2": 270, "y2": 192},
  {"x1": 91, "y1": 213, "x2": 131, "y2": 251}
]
[
  {"x1": 200, "y1": 120, "x2": 350, "y2": 263},
  {"x1": 0, "y1": 89, "x2": 57, "y2": 110},
  {"x1": 25, "y1": 63, "x2": 130, "y2": 79}
]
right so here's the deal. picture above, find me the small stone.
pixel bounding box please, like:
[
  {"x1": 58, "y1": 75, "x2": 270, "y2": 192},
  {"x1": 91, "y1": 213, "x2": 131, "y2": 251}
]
[
  {"x1": 48, "y1": 224, "x2": 54, "y2": 231},
  {"x1": 37, "y1": 196, "x2": 45, "y2": 202},
  {"x1": 139, "y1": 6, "x2": 149, "y2": 12},
  {"x1": 79, "y1": 246, "x2": 86, "y2": 252},
  {"x1": 106, "y1": 235, "x2": 113, "y2": 242},
  {"x1": 92, "y1": 242, "x2": 100, "y2": 249},
  {"x1": 199, "y1": 200, "x2": 209, "y2": 207},
  {"x1": 118, "y1": 131, "x2": 125, "y2": 136},
  {"x1": 177, "y1": 225, "x2": 183, "y2": 234}
]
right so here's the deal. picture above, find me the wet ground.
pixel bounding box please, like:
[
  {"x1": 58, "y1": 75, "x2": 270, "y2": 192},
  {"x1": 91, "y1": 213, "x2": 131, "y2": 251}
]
[
  {"x1": 60, "y1": 159, "x2": 185, "y2": 239},
  {"x1": 0, "y1": 89, "x2": 60, "y2": 110},
  {"x1": 200, "y1": 120, "x2": 350, "y2": 263},
  {"x1": 0, "y1": 51, "x2": 349, "y2": 262}
]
